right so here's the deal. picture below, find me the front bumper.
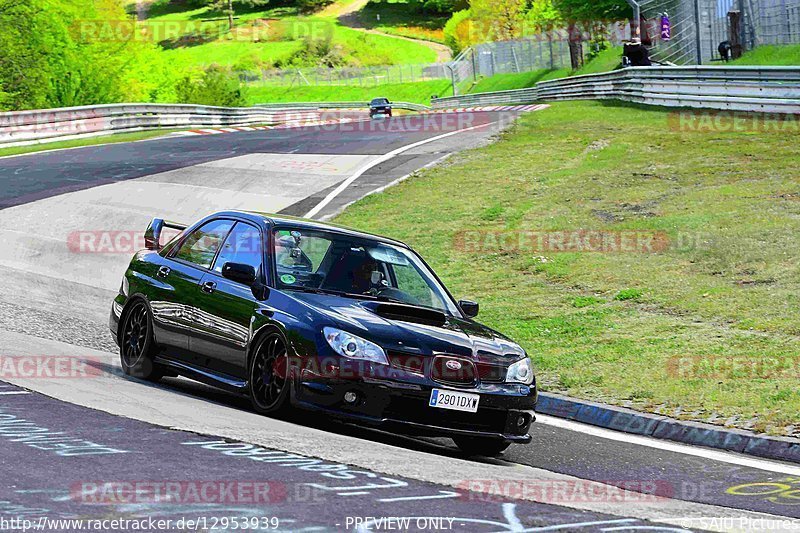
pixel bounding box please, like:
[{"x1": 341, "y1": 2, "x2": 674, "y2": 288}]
[
  {"x1": 109, "y1": 295, "x2": 126, "y2": 347},
  {"x1": 293, "y1": 370, "x2": 537, "y2": 442}
]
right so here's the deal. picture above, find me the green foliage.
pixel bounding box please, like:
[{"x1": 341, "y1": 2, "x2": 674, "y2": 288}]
[
  {"x1": 0, "y1": 0, "x2": 50, "y2": 109},
  {"x1": 443, "y1": 8, "x2": 471, "y2": 53},
  {"x1": 614, "y1": 289, "x2": 643, "y2": 301},
  {"x1": 572, "y1": 296, "x2": 603, "y2": 308},
  {"x1": 419, "y1": 0, "x2": 467, "y2": 14},
  {"x1": 0, "y1": 0, "x2": 176, "y2": 111},
  {"x1": 175, "y1": 65, "x2": 248, "y2": 106},
  {"x1": 296, "y1": 0, "x2": 334, "y2": 13},
  {"x1": 277, "y1": 34, "x2": 348, "y2": 67},
  {"x1": 470, "y1": 0, "x2": 527, "y2": 40},
  {"x1": 586, "y1": 35, "x2": 610, "y2": 62},
  {"x1": 524, "y1": 0, "x2": 562, "y2": 32},
  {"x1": 551, "y1": 0, "x2": 630, "y2": 23}
]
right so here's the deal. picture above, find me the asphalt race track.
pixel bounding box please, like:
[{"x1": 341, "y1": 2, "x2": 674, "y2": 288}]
[{"x1": 0, "y1": 112, "x2": 798, "y2": 532}]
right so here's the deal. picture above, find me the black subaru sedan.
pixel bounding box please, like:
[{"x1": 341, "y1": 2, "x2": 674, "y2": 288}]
[{"x1": 110, "y1": 211, "x2": 536, "y2": 455}]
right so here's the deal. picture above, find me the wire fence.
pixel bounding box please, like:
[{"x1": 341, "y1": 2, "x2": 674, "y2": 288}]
[
  {"x1": 239, "y1": 63, "x2": 453, "y2": 88},
  {"x1": 238, "y1": 36, "x2": 573, "y2": 94},
  {"x1": 448, "y1": 38, "x2": 573, "y2": 95},
  {"x1": 641, "y1": 0, "x2": 800, "y2": 64}
]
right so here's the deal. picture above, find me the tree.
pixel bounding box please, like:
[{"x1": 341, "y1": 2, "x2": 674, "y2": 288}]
[
  {"x1": 525, "y1": 0, "x2": 562, "y2": 33},
  {"x1": 470, "y1": 0, "x2": 527, "y2": 41},
  {"x1": 204, "y1": 0, "x2": 270, "y2": 30},
  {"x1": 551, "y1": 0, "x2": 629, "y2": 23}
]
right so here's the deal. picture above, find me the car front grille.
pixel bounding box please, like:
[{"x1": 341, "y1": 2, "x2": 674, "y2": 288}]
[
  {"x1": 431, "y1": 355, "x2": 477, "y2": 386},
  {"x1": 388, "y1": 351, "x2": 509, "y2": 385},
  {"x1": 475, "y1": 362, "x2": 506, "y2": 383}
]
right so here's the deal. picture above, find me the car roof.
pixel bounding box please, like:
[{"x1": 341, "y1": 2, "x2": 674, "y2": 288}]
[{"x1": 214, "y1": 210, "x2": 410, "y2": 249}]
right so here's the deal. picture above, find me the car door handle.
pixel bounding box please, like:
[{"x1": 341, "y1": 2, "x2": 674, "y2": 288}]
[
  {"x1": 201, "y1": 281, "x2": 217, "y2": 294},
  {"x1": 157, "y1": 266, "x2": 171, "y2": 278}
]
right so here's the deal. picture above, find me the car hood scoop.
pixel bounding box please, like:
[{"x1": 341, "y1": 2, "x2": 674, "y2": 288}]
[
  {"x1": 362, "y1": 302, "x2": 447, "y2": 328},
  {"x1": 282, "y1": 290, "x2": 525, "y2": 361}
]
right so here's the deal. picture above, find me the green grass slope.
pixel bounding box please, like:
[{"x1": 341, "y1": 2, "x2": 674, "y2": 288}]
[
  {"x1": 730, "y1": 44, "x2": 800, "y2": 66},
  {"x1": 139, "y1": 0, "x2": 437, "y2": 71},
  {"x1": 334, "y1": 100, "x2": 800, "y2": 435},
  {"x1": 248, "y1": 79, "x2": 452, "y2": 104}
]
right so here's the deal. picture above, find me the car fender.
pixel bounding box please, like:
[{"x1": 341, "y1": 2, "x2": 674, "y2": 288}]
[{"x1": 115, "y1": 293, "x2": 154, "y2": 346}]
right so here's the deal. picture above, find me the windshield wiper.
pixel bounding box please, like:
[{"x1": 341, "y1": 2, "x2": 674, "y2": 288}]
[{"x1": 286, "y1": 286, "x2": 375, "y2": 301}]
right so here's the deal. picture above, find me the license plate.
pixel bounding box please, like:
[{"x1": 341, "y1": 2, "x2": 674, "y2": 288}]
[{"x1": 429, "y1": 388, "x2": 479, "y2": 413}]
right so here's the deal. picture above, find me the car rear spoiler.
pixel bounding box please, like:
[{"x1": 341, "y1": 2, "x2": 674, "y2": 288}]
[{"x1": 144, "y1": 218, "x2": 187, "y2": 251}]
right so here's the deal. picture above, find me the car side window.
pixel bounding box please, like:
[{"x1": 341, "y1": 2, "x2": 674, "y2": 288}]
[
  {"x1": 173, "y1": 219, "x2": 234, "y2": 270},
  {"x1": 213, "y1": 222, "x2": 263, "y2": 276}
]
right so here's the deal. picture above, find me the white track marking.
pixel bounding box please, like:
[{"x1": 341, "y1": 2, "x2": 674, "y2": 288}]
[
  {"x1": 537, "y1": 413, "x2": 800, "y2": 476},
  {"x1": 0, "y1": 391, "x2": 30, "y2": 395},
  {"x1": 303, "y1": 121, "x2": 495, "y2": 218},
  {"x1": 503, "y1": 503, "x2": 525, "y2": 530}
]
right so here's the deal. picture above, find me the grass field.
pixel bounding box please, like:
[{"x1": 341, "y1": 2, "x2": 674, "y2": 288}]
[
  {"x1": 248, "y1": 79, "x2": 452, "y2": 104},
  {"x1": 357, "y1": 0, "x2": 448, "y2": 43},
  {"x1": 731, "y1": 44, "x2": 800, "y2": 66},
  {"x1": 334, "y1": 100, "x2": 800, "y2": 435},
  {"x1": 0, "y1": 130, "x2": 182, "y2": 159},
  {"x1": 138, "y1": 0, "x2": 437, "y2": 70}
]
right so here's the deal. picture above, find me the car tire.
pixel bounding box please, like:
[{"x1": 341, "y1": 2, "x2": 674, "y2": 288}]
[
  {"x1": 119, "y1": 300, "x2": 165, "y2": 382},
  {"x1": 248, "y1": 331, "x2": 291, "y2": 415},
  {"x1": 453, "y1": 436, "x2": 512, "y2": 456}
]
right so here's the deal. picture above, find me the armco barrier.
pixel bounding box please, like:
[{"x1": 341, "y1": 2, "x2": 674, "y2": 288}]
[
  {"x1": 0, "y1": 104, "x2": 323, "y2": 147},
  {"x1": 431, "y1": 66, "x2": 800, "y2": 114},
  {"x1": 254, "y1": 101, "x2": 431, "y2": 113},
  {"x1": 0, "y1": 101, "x2": 432, "y2": 147}
]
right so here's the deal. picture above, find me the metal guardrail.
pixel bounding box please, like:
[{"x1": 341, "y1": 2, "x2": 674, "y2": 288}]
[
  {"x1": 431, "y1": 66, "x2": 800, "y2": 114},
  {"x1": 0, "y1": 103, "x2": 336, "y2": 147},
  {"x1": 253, "y1": 101, "x2": 432, "y2": 112},
  {"x1": 0, "y1": 101, "x2": 433, "y2": 147}
]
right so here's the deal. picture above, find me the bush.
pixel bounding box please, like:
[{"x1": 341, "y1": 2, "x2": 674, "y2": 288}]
[
  {"x1": 586, "y1": 36, "x2": 611, "y2": 62},
  {"x1": 296, "y1": 0, "x2": 334, "y2": 13},
  {"x1": 175, "y1": 65, "x2": 248, "y2": 107},
  {"x1": 443, "y1": 9, "x2": 472, "y2": 54},
  {"x1": 277, "y1": 34, "x2": 348, "y2": 68},
  {"x1": 421, "y1": 0, "x2": 468, "y2": 15}
]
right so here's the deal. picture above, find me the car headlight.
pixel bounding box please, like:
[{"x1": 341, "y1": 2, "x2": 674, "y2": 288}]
[
  {"x1": 506, "y1": 357, "x2": 534, "y2": 385},
  {"x1": 323, "y1": 327, "x2": 388, "y2": 365}
]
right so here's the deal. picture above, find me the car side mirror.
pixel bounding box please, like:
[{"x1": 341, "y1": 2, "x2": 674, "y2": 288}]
[
  {"x1": 222, "y1": 262, "x2": 256, "y2": 285},
  {"x1": 458, "y1": 299, "x2": 479, "y2": 318}
]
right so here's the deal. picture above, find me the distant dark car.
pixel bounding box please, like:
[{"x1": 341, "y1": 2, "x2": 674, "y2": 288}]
[
  {"x1": 369, "y1": 97, "x2": 392, "y2": 118},
  {"x1": 110, "y1": 211, "x2": 536, "y2": 455}
]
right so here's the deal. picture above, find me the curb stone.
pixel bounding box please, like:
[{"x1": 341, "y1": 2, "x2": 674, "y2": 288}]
[{"x1": 536, "y1": 392, "x2": 800, "y2": 464}]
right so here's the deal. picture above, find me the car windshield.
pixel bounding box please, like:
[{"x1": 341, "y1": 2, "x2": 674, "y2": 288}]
[
  {"x1": 273, "y1": 228, "x2": 458, "y2": 314},
  {"x1": 371, "y1": 98, "x2": 389, "y2": 105}
]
